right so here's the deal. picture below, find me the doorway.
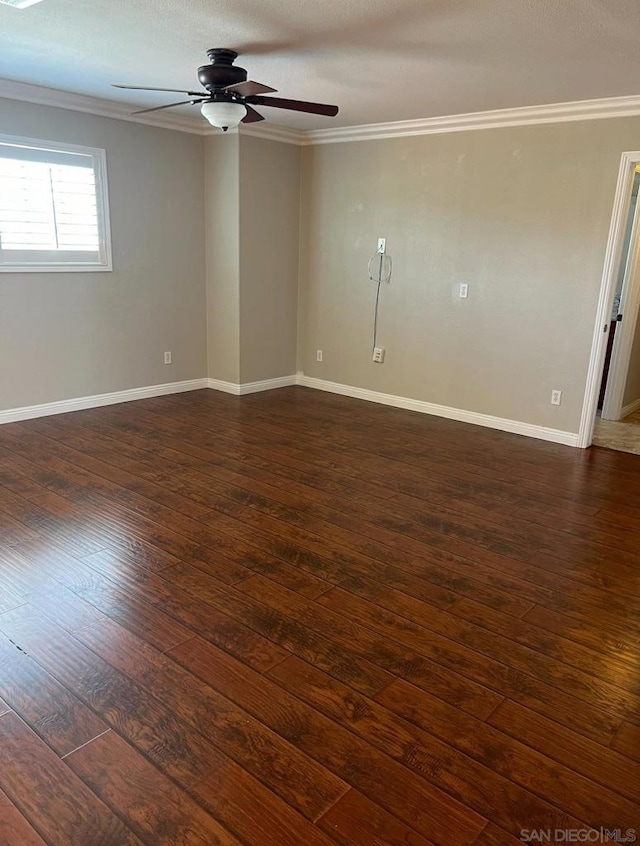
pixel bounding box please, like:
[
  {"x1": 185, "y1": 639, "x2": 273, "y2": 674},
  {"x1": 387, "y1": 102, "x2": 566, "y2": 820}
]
[
  {"x1": 578, "y1": 153, "x2": 640, "y2": 450},
  {"x1": 592, "y1": 167, "x2": 640, "y2": 454}
]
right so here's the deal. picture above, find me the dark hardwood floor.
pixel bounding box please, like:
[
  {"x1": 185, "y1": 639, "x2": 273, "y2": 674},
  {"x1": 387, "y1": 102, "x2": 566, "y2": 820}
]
[{"x1": 0, "y1": 386, "x2": 639, "y2": 845}]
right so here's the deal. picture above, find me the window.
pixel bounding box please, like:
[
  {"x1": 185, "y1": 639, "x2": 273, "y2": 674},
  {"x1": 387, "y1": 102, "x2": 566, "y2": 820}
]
[{"x1": 0, "y1": 135, "x2": 112, "y2": 272}]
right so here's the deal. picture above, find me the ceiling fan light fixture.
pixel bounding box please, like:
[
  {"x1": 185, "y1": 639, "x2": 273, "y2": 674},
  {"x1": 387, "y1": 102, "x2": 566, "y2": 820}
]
[{"x1": 201, "y1": 100, "x2": 246, "y2": 131}]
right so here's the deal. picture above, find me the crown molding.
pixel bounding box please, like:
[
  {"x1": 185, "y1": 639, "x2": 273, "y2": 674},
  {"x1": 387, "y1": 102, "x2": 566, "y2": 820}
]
[
  {"x1": 201, "y1": 123, "x2": 304, "y2": 144},
  {"x1": 236, "y1": 122, "x2": 305, "y2": 145},
  {"x1": 0, "y1": 78, "x2": 305, "y2": 142},
  {"x1": 302, "y1": 94, "x2": 640, "y2": 145},
  {"x1": 2, "y1": 78, "x2": 640, "y2": 145},
  {"x1": 0, "y1": 78, "x2": 207, "y2": 134}
]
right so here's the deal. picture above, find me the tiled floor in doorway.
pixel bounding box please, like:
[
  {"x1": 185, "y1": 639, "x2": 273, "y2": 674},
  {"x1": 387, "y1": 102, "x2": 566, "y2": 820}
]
[{"x1": 592, "y1": 408, "x2": 640, "y2": 454}]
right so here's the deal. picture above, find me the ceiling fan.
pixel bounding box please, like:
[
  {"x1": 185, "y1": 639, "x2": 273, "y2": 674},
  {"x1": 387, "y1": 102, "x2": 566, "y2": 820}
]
[{"x1": 113, "y1": 48, "x2": 339, "y2": 131}]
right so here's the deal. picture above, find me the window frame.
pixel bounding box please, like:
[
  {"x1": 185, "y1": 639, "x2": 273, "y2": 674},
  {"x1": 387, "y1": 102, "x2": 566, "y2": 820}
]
[{"x1": 0, "y1": 133, "x2": 113, "y2": 273}]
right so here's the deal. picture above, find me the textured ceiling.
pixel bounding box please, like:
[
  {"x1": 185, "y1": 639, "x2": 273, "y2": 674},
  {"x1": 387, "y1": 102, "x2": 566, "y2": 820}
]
[{"x1": 1, "y1": 0, "x2": 640, "y2": 130}]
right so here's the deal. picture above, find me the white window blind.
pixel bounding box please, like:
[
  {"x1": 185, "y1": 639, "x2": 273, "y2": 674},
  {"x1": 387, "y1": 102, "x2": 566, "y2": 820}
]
[{"x1": 0, "y1": 136, "x2": 112, "y2": 272}]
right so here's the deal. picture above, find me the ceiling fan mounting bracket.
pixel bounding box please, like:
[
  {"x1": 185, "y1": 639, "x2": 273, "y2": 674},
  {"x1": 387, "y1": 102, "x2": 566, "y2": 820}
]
[
  {"x1": 198, "y1": 48, "x2": 247, "y2": 91},
  {"x1": 206, "y1": 48, "x2": 239, "y2": 65}
]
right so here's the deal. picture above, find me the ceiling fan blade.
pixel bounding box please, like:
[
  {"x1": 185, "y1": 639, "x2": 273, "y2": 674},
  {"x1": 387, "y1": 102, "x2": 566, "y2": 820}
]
[
  {"x1": 248, "y1": 96, "x2": 338, "y2": 117},
  {"x1": 222, "y1": 80, "x2": 277, "y2": 96},
  {"x1": 242, "y1": 105, "x2": 265, "y2": 124},
  {"x1": 132, "y1": 99, "x2": 206, "y2": 115},
  {"x1": 113, "y1": 84, "x2": 205, "y2": 96}
]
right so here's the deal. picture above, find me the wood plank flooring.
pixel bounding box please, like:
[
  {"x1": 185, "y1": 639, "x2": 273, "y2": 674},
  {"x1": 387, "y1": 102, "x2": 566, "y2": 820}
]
[{"x1": 0, "y1": 386, "x2": 638, "y2": 845}]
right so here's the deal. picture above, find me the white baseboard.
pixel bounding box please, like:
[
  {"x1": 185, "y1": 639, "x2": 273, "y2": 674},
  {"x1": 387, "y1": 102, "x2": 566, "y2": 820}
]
[
  {"x1": 621, "y1": 397, "x2": 640, "y2": 419},
  {"x1": 296, "y1": 374, "x2": 580, "y2": 447},
  {"x1": 0, "y1": 378, "x2": 209, "y2": 425},
  {"x1": 206, "y1": 378, "x2": 242, "y2": 395},
  {"x1": 207, "y1": 375, "x2": 297, "y2": 396},
  {"x1": 0, "y1": 372, "x2": 579, "y2": 447}
]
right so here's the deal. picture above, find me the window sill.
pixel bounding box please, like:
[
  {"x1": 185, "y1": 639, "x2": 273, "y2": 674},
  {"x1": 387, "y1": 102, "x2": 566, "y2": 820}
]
[{"x1": 0, "y1": 263, "x2": 113, "y2": 273}]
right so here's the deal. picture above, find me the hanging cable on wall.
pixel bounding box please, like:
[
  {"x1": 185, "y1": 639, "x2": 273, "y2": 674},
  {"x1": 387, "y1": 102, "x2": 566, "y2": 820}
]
[{"x1": 368, "y1": 245, "x2": 392, "y2": 355}]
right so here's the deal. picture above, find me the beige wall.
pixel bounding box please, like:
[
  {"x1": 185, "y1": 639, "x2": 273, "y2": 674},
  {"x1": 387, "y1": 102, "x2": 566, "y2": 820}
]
[
  {"x1": 298, "y1": 117, "x2": 640, "y2": 433},
  {"x1": 0, "y1": 98, "x2": 206, "y2": 411},
  {"x1": 205, "y1": 133, "x2": 240, "y2": 384},
  {"x1": 205, "y1": 133, "x2": 300, "y2": 385},
  {"x1": 239, "y1": 134, "x2": 300, "y2": 383},
  {"x1": 4, "y1": 97, "x2": 640, "y2": 438}
]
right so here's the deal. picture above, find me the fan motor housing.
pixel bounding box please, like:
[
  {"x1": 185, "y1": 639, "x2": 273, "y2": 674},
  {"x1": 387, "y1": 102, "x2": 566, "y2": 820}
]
[{"x1": 198, "y1": 48, "x2": 247, "y2": 91}]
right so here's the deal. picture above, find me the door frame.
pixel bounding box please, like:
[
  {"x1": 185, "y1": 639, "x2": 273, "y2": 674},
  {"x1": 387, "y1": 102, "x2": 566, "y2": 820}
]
[
  {"x1": 601, "y1": 183, "x2": 640, "y2": 420},
  {"x1": 577, "y1": 151, "x2": 640, "y2": 448}
]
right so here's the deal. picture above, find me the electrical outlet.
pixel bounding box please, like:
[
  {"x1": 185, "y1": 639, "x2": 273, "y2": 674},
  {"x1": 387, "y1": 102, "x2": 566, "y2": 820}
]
[
  {"x1": 551, "y1": 389, "x2": 562, "y2": 406},
  {"x1": 458, "y1": 283, "x2": 469, "y2": 299},
  {"x1": 164, "y1": 351, "x2": 172, "y2": 365},
  {"x1": 377, "y1": 238, "x2": 386, "y2": 254},
  {"x1": 316, "y1": 349, "x2": 323, "y2": 362},
  {"x1": 372, "y1": 346, "x2": 385, "y2": 364}
]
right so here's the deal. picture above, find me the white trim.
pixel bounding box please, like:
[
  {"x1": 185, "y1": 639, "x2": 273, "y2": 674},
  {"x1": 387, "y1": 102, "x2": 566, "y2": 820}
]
[
  {"x1": 210, "y1": 125, "x2": 303, "y2": 144},
  {"x1": 303, "y1": 95, "x2": 640, "y2": 145},
  {"x1": 0, "y1": 378, "x2": 208, "y2": 424},
  {"x1": 297, "y1": 375, "x2": 578, "y2": 447},
  {"x1": 238, "y1": 375, "x2": 298, "y2": 394},
  {"x1": 577, "y1": 152, "x2": 640, "y2": 447},
  {"x1": 3, "y1": 78, "x2": 640, "y2": 145},
  {"x1": 0, "y1": 79, "x2": 206, "y2": 135},
  {"x1": 0, "y1": 373, "x2": 579, "y2": 446},
  {"x1": 621, "y1": 397, "x2": 640, "y2": 419},
  {"x1": 207, "y1": 375, "x2": 297, "y2": 395},
  {"x1": 206, "y1": 378, "x2": 242, "y2": 395},
  {"x1": 237, "y1": 123, "x2": 304, "y2": 146},
  {"x1": 601, "y1": 180, "x2": 640, "y2": 420}
]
